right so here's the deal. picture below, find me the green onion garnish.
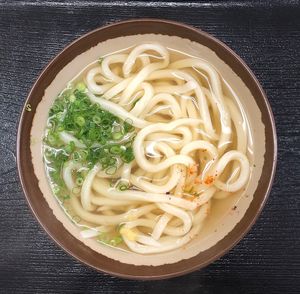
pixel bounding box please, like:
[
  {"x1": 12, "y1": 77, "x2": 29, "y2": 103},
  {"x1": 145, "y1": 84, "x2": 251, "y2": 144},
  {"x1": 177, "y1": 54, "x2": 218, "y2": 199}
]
[
  {"x1": 119, "y1": 183, "x2": 128, "y2": 191},
  {"x1": 110, "y1": 145, "x2": 122, "y2": 154},
  {"x1": 97, "y1": 233, "x2": 123, "y2": 247},
  {"x1": 109, "y1": 235, "x2": 123, "y2": 246},
  {"x1": 76, "y1": 82, "x2": 86, "y2": 92},
  {"x1": 76, "y1": 177, "x2": 84, "y2": 186},
  {"x1": 75, "y1": 116, "x2": 85, "y2": 126},
  {"x1": 112, "y1": 132, "x2": 123, "y2": 141},
  {"x1": 105, "y1": 166, "x2": 117, "y2": 175},
  {"x1": 69, "y1": 94, "x2": 76, "y2": 102},
  {"x1": 92, "y1": 115, "x2": 101, "y2": 124},
  {"x1": 44, "y1": 84, "x2": 136, "y2": 209}
]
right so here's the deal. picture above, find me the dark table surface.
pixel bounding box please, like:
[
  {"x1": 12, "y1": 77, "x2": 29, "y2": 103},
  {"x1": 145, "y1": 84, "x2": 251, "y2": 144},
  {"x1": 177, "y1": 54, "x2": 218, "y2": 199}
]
[{"x1": 0, "y1": 0, "x2": 299, "y2": 293}]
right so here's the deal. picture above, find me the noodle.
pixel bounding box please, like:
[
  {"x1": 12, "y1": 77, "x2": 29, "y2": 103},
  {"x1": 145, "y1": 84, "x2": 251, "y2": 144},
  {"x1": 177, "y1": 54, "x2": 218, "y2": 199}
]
[{"x1": 43, "y1": 43, "x2": 251, "y2": 254}]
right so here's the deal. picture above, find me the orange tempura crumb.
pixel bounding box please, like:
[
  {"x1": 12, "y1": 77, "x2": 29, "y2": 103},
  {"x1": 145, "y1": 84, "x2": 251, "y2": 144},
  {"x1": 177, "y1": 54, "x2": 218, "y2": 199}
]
[
  {"x1": 187, "y1": 164, "x2": 198, "y2": 175},
  {"x1": 194, "y1": 178, "x2": 202, "y2": 184},
  {"x1": 204, "y1": 175, "x2": 214, "y2": 185}
]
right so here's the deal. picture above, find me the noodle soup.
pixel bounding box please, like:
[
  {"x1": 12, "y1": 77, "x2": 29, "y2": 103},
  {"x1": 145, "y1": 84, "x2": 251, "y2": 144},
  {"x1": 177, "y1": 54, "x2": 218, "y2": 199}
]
[{"x1": 43, "y1": 43, "x2": 253, "y2": 254}]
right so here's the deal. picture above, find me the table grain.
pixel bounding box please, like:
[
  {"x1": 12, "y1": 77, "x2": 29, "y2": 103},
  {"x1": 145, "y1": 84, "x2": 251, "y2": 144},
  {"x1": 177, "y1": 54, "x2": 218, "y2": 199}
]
[{"x1": 0, "y1": 1, "x2": 299, "y2": 293}]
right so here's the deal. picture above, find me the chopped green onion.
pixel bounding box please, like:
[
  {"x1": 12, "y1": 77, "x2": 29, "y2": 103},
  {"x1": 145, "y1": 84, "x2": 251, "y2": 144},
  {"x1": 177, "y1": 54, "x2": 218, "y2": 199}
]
[
  {"x1": 76, "y1": 177, "x2": 84, "y2": 186},
  {"x1": 112, "y1": 132, "x2": 123, "y2": 141},
  {"x1": 88, "y1": 128, "x2": 99, "y2": 141},
  {"x1": 76, "y1": 82, "x2": 86, "y2": 92},
  {"x1": 110, "y1": 145, "x2": 122, "y2": 154},
  {"x1": 102, "y1": 118, "x2": 110, "y2": 125},
  {"x1": 47, "y1": 120, "x2": 55, "y2": 129},
  {"x1": 45, "y1": 83, "x2": 137, "y2": 214},
  {"x1": 109, "y1": 157, "x2": 117, "y2": 166},
  {"x1": 121, "y1": 147, "x2": 134, "y2": 163},
  {"x1": 102, "y1": 125, "x2": 111, "y2": 131},
  {"x1": 105, "y1": 166, "x2": 117, "y2": 175},
  {"x1": 73, "y1": 151, "x2": 80, "y2": 161},
  {"x1": 97, "y1": 233, "x2": 123, "y2": 247},
  {"x1": 53, "y1": 186, "x2": 60, "y2": 194},
  {"x1": 56, "y1": 112, "x2": 64, "y2": 120},
  {"x1": 45, "y1": 149, "x2": 53, "y2": 158},
  {"x1": 102, "y1": 163, "x2": 108, "y2": 169},
  {"x1": 75, "y1": 116, "x2": 85, "y2": 126},
  {"x1": 51, "y1": 103, "x2": 62, "y2": 113},
  {"x1": 98, "y1": 57, "x2": 104, "y2": 65},
  {"x1": 97, "y1": 232, "x2": 109, "y2": 243},
  {"x1": 124, "y1": 119, "x2": 134, "y2": 132},
  {"x1": 69, "y1": 94, "x2": 76, "y2": 102},
  {"x1": 119, "y1": 183, "x2": 128, "y2": 191},
  {"x1": 92, "y1": 115, "x2": 101, "y2": 124},
  {"x1": 79, "y1": 150, "x2": 88, "y2": 160},
  {"x1": 47, "y1": 132, "x2": 60, "y2": 146},
  {"x1": 109, "y1": 235, "x2": 123, "y2": 246},
  {"x1": 64, "y1": 141, "x2": 75, "y2": 154}
]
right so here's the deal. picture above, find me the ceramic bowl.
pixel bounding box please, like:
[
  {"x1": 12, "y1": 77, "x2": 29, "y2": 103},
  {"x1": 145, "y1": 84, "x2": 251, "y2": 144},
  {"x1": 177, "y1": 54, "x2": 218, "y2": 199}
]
[{"x1": 17, "y1": 19, "x2": 277, "y2": 280}]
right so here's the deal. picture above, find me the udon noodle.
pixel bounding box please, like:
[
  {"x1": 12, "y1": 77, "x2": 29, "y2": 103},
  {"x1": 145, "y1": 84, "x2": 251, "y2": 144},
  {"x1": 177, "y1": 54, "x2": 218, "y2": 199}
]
[{"x1": 43, "y1": 43, "x2": 251, "y2": 254}]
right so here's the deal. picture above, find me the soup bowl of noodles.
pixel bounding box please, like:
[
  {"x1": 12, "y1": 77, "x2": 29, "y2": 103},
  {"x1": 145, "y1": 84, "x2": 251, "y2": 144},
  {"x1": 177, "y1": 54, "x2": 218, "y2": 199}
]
[{"x1": 17, "y1": 19, "x2": 277, "y2": 279}]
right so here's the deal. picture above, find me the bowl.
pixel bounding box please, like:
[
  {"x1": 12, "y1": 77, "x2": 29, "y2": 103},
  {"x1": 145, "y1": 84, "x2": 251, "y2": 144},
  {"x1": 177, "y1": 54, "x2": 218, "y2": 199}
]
[{"x1": 17, "y1": 19, "x2": 277, "y2": 280}]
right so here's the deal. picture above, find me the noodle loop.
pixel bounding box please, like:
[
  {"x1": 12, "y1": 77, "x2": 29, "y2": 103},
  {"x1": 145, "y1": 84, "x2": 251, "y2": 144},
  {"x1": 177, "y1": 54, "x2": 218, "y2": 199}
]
[{"x1": 44, "y1": 43, "x2": 251, "y2": 255}]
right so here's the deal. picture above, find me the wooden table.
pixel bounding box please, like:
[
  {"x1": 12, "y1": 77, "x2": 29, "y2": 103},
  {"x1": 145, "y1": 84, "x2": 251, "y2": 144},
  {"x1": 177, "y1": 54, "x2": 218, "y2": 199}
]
[{"x1": 0, "y1": 1, "x2": 299, "y2": 293}]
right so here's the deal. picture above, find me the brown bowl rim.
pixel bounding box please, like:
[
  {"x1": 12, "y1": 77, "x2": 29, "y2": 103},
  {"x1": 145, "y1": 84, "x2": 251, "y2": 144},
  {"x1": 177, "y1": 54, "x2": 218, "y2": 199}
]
[{"x1": 17, "y1": 18, "x2": 277, "y2": 280}]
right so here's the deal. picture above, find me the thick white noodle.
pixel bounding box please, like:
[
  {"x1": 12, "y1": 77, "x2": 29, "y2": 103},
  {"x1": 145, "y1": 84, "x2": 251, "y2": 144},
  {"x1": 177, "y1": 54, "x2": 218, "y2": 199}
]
[
  {"x1": 52, "y1": 43, "x2": 251, "y2": 255},
  {"x1": 87, "y1": 92, "x2": 150, "y2": 128}
]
